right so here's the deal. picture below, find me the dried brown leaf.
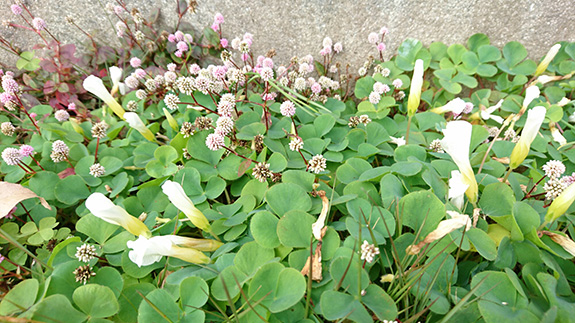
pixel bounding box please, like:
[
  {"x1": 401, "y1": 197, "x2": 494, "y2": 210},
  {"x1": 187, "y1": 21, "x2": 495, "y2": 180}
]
[{"x1": 0, "y1": 182, "x2": 51, "y2": 219}]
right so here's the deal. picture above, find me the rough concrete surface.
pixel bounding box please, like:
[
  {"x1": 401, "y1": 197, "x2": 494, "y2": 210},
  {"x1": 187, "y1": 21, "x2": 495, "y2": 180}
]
[{"x1": 0, "y1": 0, "x2": 574, "y2": 70}]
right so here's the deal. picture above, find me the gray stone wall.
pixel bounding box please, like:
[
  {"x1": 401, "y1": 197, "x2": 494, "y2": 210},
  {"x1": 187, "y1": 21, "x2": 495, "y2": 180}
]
[{"x1": 0, "y1": 0, "x2": 574, "y2": 69}]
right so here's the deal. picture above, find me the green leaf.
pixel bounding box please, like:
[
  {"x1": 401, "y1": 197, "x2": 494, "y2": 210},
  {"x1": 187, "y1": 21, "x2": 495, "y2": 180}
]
[
  {"x1": 92, "y1": 267, "x2": 124, "y2": 299},
  {"x1": 251, "y1": 210, "x2": 281, "y2": 249},
  {"x1": 99, "y1": 156, "x2": 124, "y2": 175},
  {"x1": 400, "y1": 191, "x2": 446, "y2": 239},
  {"x1": 76, "y1": 214, "x2": 119, "y2": 245},
  {"x1": 320, "y1": 291, "x2": 373, "y2": 322},
  {"x1": 467, "y1": 228, "x2": 497, "y2": 261},
  {"x1": 117, "y1": 283, "x2": 155, "y2": 322},
  {"x1": 31, "y1": 294, "x2": 87, "y2": 323},
  {"x1": 380, "y1": 174, "x2": 406, "y2": 208},
  {"x1": 211, "y1": 265, "x2": 247, "y2": 301},
  {"x1": 186, "y1": 131, "x2": 225, "y2": 165},
  {"x1": 180, "y1": 277, "x2": 209, "y2": 313},
  {"x1": 354, "y1": 76, "x2": 375, "y2": 98},
  {"x1": 478, "y1": 45, "x2": 502, "y2": 63},
  {"x1": 248, "y1": 263, "x2": 306, "y2": 313},
  {"x1": 313, "y1": 114, "x2": 336, "y2": 137},
  {"x1": 330, "y1": 255, "x2": 370, "y2": 292},
  {"x1": 336, "y1": 158, "x2": 373, "y2": 184},
  {"x1": 467, "y1": 33, "x2": 490, "y2": 52},
  {"x1": 361, "y1": 284, "x2": 398, "y2": 321},
  {"x1": 277, "y1": 210, "x2": 315, "y2": 248},
  {"x1": 265, "y1": 183, "x2": 312, "y2": 216},
  {"x1": 0, "y1": 279, "x2": 38, "y2": 316},
  {"x1": 234, "y1": 241, "x2": 275, "y2": 276},
  {"x1": 73, "y1": 284, "x2": 119, "y2": 318},
  {"x1": 54, "y1": 175, "x2": 90, "y2": 205},
  {"x1": 138, "y1": 288, "x2": 181, "y2": 323}
]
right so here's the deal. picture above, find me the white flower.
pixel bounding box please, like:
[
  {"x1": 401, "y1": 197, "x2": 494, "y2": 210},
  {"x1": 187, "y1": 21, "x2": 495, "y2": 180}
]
[
  {"x1": 407, "y1": 59, "x2": 424, "y2": 116},
  {"x1": 109, "y1": 66, "x2": 126, "y2": 95},
  {"x1": 85, "y1": 193, "x2": 151, "y2": 237},
  {"x1": 509, "y1": 106, "x2": 546, "y2": 169},
  {"x1": 557, "y1": 97, "x2": 571, "y2": 107},
  {"x1": 448, "y1": 170, "x2": 469, "y2": 209},
  {"x1": 550, "y1": 123, "x2": 567, "y2": 147},
  {"x1": 535, "y1": 44, "x2": 561, "y2": 76},
  {"x1": 406, "y1": 211, "x2": 470, "y2": 255},
  {"x1": 360, "y1": 240, "x2": 380, "y2": 263},
  {"x1": 522, "y1": 85, "x2": 540, "y2": 110},
  {"x1": 161, "y1": 180, "x2": 210, "y2": 231},
  {"x1": 431, "y1": 98, "x2": 467, "y2": 115},
  {"x1": 480, "y1": 99, "x2": 504, "y2": 124},
  {"x1": 440, "y1": 121, "x2": 478, "y2": 204},
  {"x1": 389, "y1": 136, "x2": 406, "y2": 146},
  {"x1": 83, "y1": 75, "x2": 125, "y2": 119},
  {"x1": 127, "y1": 235, "x2": 211, "y2": 267},
  {"x1": 124, "y1": 112, "x2": 156, "y2": 142}
]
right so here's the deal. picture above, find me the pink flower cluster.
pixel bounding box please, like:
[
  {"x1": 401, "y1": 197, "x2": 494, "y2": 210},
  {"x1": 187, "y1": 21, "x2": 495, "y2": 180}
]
[
  {"x1": 211, "y1": 13, "x2": 224, "y2": 32},
  {"x1": 368, "y1": 27, "x2": 389, "y2": 53},
  {"x1": 167, "y1": 30, "x2": 193, "y2": 57}
]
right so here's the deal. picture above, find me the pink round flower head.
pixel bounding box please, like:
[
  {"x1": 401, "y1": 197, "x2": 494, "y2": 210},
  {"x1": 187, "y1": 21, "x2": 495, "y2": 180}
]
[
  {"x1": 380, "y1": 27, "x2": 389, "y2": 35},
  {"x1": 114, "y1": 5, "x2": 124, "y2": 15},
  {"x1": 377, "y1": 42, "x2": 386, "y2": 52},
  {"x1": 125, "y1": 76, "x2": 139, "y2": 89},
  {"x1": 206, "y1": 132, "x2": 225, "y2": 151},
  {"x1": 241, "y1": 53, "x2": 249, "y2": 62},
  {"x1": 189, "y1": 64, "x2": 201, "y2": 75},
  {"x1": 167, "y1": 63, "x2": 177, "y2": 72},
  {"x1": 368, "y1": 32, "x2": 378, "y2": 44},
  {"x1": 32, "y1": 17, "x2": 46, "y2": 31},
  {"x1": 243, "y1": 32, "x2": 254, "y2": 42},
  {"x1": 392, "y1": 79, "x2": 403, "y2": 88},
  {"x1": 134, "y1": 68, "x2": 147, "y2": 79},
  {"x1": 2, "y1": 78, "x2": 19, "y2": 94},
  {"x1": 167, "y1": 34, "x2": 176, "y2": 43},
  {"x1": 130, "y1": 57, "x2": 141, "y2": 68},
  {"x1": 262, "y1": 92, "x2": 277, "y2": 101},
  {"x1": 323, "y1": 46, "x2": 332, "y2": 55},
  {"x1": 11, "y1": 4, "x2": 22, "y2": 15},
  {"x1": 5, "y1": 71, "x2": 14, "y2": 77},
  {"x1": 29, "y1": 113, "x2": 37, "y2": 119},
  {"x1": 463, "y1": 102, "x2": 474, "y2": 114},
  {"x1": 214, "y1": 13, "x2": 224, "y2": 24},
  {"x1": 184, "y1": 34, "x2": 193, "y2": 42},
  {"x1": 19, "y1": 145, "x2": 34, "y2": 157},
  {"x1": 212, "y1": 66, "x2": 227, "y2": 80},
  {"x1": 174, "y1": 31, "x2": 184, "y2": 42},
  {"x1": 262, "y1": 58, "x2": 274, "y2": 69},
  {"x1": 211, "y1": 23, "x2": 219, "y2": 32},
  {"x1": 259, "y1": 67, "x2": 273, "y2": 82},
  {"x1": 175, "y1": 50, "x2": 183, "y2": 58},
  {"x1": 55, "y1": 109, "x2": 70, "y2": 122},
  {"x1": 256, "y1": 55, "x2": 265, "y2": 66},
  {"x1": 311, "y1": 82, "x2": 322, "y2": 94},
  {"x1": 68, "y1": 102, "x2": 76, "y2": 111},
  {"x1": 0, "y1": 92, "x2": 14, "y2": 104},
  {"x1": 319, "y1": 48, "x2": 327, "y2": 57},
  {"x1": 280, "y1": 101, "x2": 296, "y2": 117},
  {"x1": 334, "y1": 42, "x2": 343, "y2": 53},
  {"x1": 176, "y1": 41, "x2": 188, "y2": 52},
  {"x1": 220, "y1": 38, "x2": 228, "y2": 48}
]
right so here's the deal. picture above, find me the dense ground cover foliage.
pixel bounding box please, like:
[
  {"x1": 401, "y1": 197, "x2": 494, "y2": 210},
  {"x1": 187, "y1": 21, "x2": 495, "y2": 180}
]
[{"x1": 1, "y1": 1, "x2": 575, "y2": 322}]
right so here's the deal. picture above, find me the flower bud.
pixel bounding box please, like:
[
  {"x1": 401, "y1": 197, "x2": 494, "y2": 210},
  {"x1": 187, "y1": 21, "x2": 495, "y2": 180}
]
[
  {"x1": 407, "y1": 59, "x2": 424, "y2": 117},
  {"x1": 534, "y1": 44, "x2": 561, "y2": 77},
  {"x1": 509, "y1": 106, "x2": 546, "y2": 169},
  {"x1": 83, "y1": 75, "x2": 125, "y2": 119},
  {"x1": 124, "y1": 112, "x2": 156, "y2": 142}
]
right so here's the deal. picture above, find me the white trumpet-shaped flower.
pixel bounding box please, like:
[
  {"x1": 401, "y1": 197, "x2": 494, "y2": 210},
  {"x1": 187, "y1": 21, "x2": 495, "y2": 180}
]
[
  {"x1": 124, "y1": 112, "x2": 156, "y2": 142},
  {"x1": 522, "y1": 86, "x2": 540, "y2": 110},
  {"x1": 85, "y1": 193, "x2": 151, "y2": 238},
  {"x1": 161, "y1": 180, "x2": 211, "y2": 232},
  {"x1": 440, "y1": 121, "x2": 478, "y2": 204},
  {"x1": 109, "y1": 66, "x2": 126, "y2": 95},
  {"x1": 480, "y1": 99, "x2": 504, "y2": 124},
  {"x1": 448, "y1": 170, "x2": 469, "y2": 209},
  {"x1": 509, "y1": 106, "x2": 546, "y2": 169},
  {"x1": 407, "y1": 59, "x2": 424, "y2": 117},
  {"x1": 545, "y1": 182, "x2": 575, "y2": 223},
  {"x1": 83, "y1": 75, "x2": 125, "y2": 119},
  {"x1": 535, "y1": 44, "x2": 561, "y2": 77},
  {"x1": 549, "y1": 122, "x2": 567, "y2": 147},
  {"x1": 430, "y1": 98, "x2": 466, "y2": 115},
  {"x1": 127, "y1": 235, "x2": 213, "y2": 267}
]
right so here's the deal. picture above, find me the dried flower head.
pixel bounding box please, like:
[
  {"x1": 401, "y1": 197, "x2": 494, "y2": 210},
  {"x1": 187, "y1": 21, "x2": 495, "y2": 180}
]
[
  {"x1": 194, "y1": 116, "x2": 213, "y2": 131},
  {"x1": 180, "y1": 122, "x2": 194, "y2": 138},
  {"x1": 360, "y1": 240, "x2": 380, "y2": 263},
  {"x1": 252, "y1": 162, "x2": 272, "y2": 182},
  {"x1": 542, "y1": 160, "x2": 565, "y2": 179},
  {"x1": 2, "y1": 147, "x2": 22, "y2": 165},
  {"x1": 358, "y1": 115, "x2": 371, "y2": 125},
  {"x1": 75, "y1": 244, "x2": 97, "y2": 262},
  {"x1": 429, "y1": 139, "x2": 444, "y2": 153},
  {"x1": 308, "y1": 154, "x2": 327, "y2": 174},
  {"x1": 253, "y1": 134, "x2": 265, "y2": 153},
  {"x1": 348, "y1": 116, "x2": 360, "y2": 128},
  {"x1": 1, "y1": 122, "x2": 15, "y2": 136},
  {"x1": 89, "y1": 163, "x2": 106, "y2": 177},
  {"x1": 182, "y1": 148, "x2": 192, "y2": 159},
  {"x1": 91, "y1": 121, "x2": 109, "y2": 139},
  {"x1": 54, "y1": 109, "x2": 70, "y2": 122},
  {"x1": 73, "y1": 265, "x2": 96, "y2": 284}
]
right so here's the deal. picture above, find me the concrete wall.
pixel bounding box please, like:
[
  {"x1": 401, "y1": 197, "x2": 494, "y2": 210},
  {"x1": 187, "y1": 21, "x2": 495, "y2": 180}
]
[{"x1": 0, "y1": 0, "x2": 574, "y2": 69}]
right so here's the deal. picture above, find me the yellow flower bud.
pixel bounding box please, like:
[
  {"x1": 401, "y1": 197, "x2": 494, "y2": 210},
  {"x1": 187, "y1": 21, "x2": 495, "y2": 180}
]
[
  {"x1": 534, "y1": 44, "x2": 561, "y2": 77},
  {"x1": 124, "y1": 112, "x2": 157, "y2": 142},
  {"x1": 509, "y1": 106, "x2": 546, "y2": 169},
  {"x1": 545, "y1": 182, "x2": 575, "y2": 223},
  {"x1": 407, "y1": 59, "x2": 424, "y2": 117}
]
